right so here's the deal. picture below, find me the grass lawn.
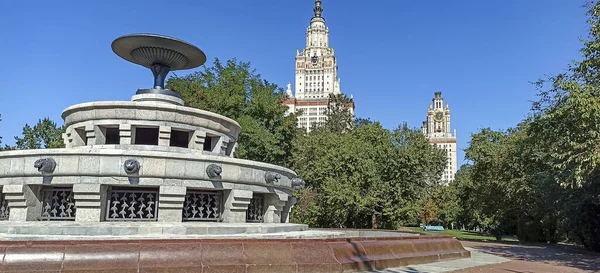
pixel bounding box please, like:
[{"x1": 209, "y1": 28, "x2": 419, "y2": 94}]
[{"x1": 406, "y1": 227, "x2": 518, "y2": 241}]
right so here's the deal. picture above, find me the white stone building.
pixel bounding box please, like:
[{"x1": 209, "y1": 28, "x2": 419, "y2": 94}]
[
  {"x1": 282, "y1": 0, "x2": 354, "y2": 132},
  {"x1": 421, "y1": 92, "x2": 458, "y2": 185}
]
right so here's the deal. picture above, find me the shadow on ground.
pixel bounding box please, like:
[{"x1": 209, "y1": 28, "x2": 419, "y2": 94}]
[{"x1": 462, "y1": 240, "x2": 600, "y2": 272}]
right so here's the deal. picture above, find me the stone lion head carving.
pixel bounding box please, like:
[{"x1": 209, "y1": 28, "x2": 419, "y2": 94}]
[
  {"x1": 206, "y1": 164, "x2": 222, "y2": 179},
  {"x1": 291, "y1": 178, "x2": 305, "y2": 190},
  {"x1": 34, "y1": 158, "x2": 56, "y2": 174},
  {"x1": 123, "y1": 159, "x2": 140, "y2": 174},
  {"x1": 265, "y1": 171, "x2": 282, "y2": 184}
]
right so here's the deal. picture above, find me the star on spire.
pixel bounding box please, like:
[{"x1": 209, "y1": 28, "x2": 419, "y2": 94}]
[{"x1": 313, "y1": 0, "x2": 323, "y2": 18}]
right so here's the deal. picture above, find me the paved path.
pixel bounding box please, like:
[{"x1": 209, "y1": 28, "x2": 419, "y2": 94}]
[
  {"x1": 375, "y1": 240, "x2": 600, "y2": 273},
  {"x1": 450, "y1": 241, "x2": 600, "y2": 273},
  {"x1": 375, "y1": 247, "x2": 509, "y2": 273}
]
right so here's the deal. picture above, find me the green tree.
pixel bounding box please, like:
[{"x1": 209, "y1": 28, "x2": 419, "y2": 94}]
[
  {"x1": 525, "y1": 1, "x2": 600, "y2": 250},
  {"x1": 452, "y1": 165, "x2": 483, "y2": 230},
  {"x1": 291, "y1": 120, "x2": 445, "y2": 229},
  {"x1": 167, "y1": 58, "x2": 298, "y2": 167},
  {"x1": 452, "y1": 1, "x2": 600, "y2": 250},
  {"x1": 430, "y1": 184, "x2": 461, "y2": 229},
  {"x1": 13, "y1": 118, "x2": 64, "y2": 149},
  {"x1": 321, "y1": 94, "x2": 354, "y2": 133},
  {"x1": 419, "y1": 198, "x2": 437, "y2": 226},
  {"x1": 461, "y1": 127, "x2": 529, "y2": 239}
]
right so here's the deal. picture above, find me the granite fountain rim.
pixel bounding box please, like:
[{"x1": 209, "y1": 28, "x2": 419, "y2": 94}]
[
  {"x1": 61, "y1": 100, "x2": 241, "y2": 129},
  {"x1": 0, "y1": 147, "x2": 298, "y2": 177}
]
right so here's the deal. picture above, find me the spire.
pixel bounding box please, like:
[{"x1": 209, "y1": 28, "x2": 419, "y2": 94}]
[
  {"x1": 313, "y1": 0, "x2": 323, "y2": 18},
  {"x1": 286, "y1": 82, "x2": 294, "y2": 97}
]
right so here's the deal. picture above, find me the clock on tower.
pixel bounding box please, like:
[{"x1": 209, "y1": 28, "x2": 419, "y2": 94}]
[{"x1": 434, "y1": 110, "x2": 444, "y2": 122}]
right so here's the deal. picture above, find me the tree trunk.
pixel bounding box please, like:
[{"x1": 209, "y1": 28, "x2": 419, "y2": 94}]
[{"x1": 371, "y1": 213, "x2": 379, "y2": 229}]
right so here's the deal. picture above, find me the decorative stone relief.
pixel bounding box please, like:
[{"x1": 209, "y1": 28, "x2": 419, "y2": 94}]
[
  {"x1": 264, "y1": 171, "x2": 281, "y2": 184},
  {"x1": 291, "y1": 178, "x2": 305, "y2": 190},
  {"x1": 123, "y1": 159, "x2": 141, "y2": 174},
  {"x1": 206, "y1": 164, "x2": 222, "y2": 179},
  {"x1": 34, "y1": 158, "x2": 57, "y2": 174}
]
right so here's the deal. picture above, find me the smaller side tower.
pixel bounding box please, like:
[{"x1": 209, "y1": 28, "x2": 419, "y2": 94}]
[{"x1": 421, "y1": 92, "x2": 457, "y2": 184}]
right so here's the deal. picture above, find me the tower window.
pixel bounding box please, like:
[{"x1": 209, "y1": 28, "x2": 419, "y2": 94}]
[
  {"x1": 104, "y1": 127, "x2": 120, "y2": 145},
  {"x1": 203, "y1": 134, "x2": 220, "y2": 152},
  {"x1": 134, "y1": 127, "x2": 159, "y2": 145},
  {"x1": 170, "y1": 130, "x2": 190, "y2": 148}
]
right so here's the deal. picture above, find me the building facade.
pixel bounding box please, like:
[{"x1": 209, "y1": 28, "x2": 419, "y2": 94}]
[
  {"x1": 421, "y1": 92, "x2": 457, "y2": 184},
  {"x1": 282, "y1": 0, "x2": 354, "y2": 132}
]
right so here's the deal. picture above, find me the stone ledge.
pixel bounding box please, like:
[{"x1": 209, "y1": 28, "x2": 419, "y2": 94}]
[
  {"x1": 0, "y1": 148, "x2": 297, "y2": 190},
  {"x1": 0, "y1": 222, "x2": 309, "y2": 237},
  {"x1": 61, "y1": 100, "x2": 241, "y2": 138}
]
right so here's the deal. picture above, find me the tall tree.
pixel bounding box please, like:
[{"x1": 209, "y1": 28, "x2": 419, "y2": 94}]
[
  {"x1": 321, "y1": 94, "x2": 354, "y2": 133},
  {"x1": 451, "y1": 1, "x2": 600, "y2": 250},
  {"x1": 13, "y1": 118, "x2": 64, "y2": 149},
  {"x1": 526, "y1": 1, "x2": 600, "y2": 250},
  {"x1": 462, "y1": 127, "x2": 531, "y2": 239},
  {"x1": 167, "y1": 58, "x2": 299, "y2": 167},
  {"x1": 419, "y1": 198, "x2": 437, "y2": 226},
  {"x1": 430, "y1": 183, "x2": 461, "y2": 229}
]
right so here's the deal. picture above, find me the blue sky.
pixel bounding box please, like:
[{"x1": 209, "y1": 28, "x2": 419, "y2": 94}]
[{"x1": 0, "y1": 0, "x2": 590, "y2": 165}]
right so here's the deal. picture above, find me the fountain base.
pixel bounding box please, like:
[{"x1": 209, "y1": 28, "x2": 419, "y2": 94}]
[{"x1": 0, "y1": 229, "x2": 470, "y2": 272}]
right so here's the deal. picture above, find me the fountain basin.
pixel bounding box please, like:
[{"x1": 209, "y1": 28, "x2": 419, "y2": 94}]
[{"x1": 0, "y1": 229, "x2": 470, "y2": 272}]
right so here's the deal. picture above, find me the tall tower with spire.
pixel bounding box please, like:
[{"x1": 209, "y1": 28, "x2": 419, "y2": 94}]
[
  {"x1": 282, "y1": 0, "x2": 354, "y2": 132},
  {"x1": 421, "y1": 92, "x2": 457, "y2": 184}
]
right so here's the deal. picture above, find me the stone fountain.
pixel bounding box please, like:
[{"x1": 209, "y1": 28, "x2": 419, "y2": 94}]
[{"x1": 0, "y1": 34, "x2": 469, "y2": 272}]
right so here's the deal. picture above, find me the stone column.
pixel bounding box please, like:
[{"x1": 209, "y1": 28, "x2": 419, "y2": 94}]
[
  {"x1": 73, "y1": 184, "x2": 104, "y2": 222},
  {"x1": 264, "y1": 192, "x2": 289, "y2": 224},
  {"x1": 95, "y1": 126, "x2": 107, "y2": 145},
  {"x1": 119, "y1": 124, "x2": 132, "y2": 145},
  {"x1": 222, "y1": 189, "x2": 252, "y2": 223},
  {"x1": 189, "y1": 130, "x2": 206, "y2": 151},
  {"x1": 157, "y1": 186, "x2": 186, "y2": 222},
  {"x1": 281, "y1": 196, "x2": 297, "y2": 224},
  {"x1": 62, "y1": 132, "x2": 70, "y2": 148},
  {"x1": 230, "y1": 142, "x2": 238, "y2": 158},
  {"x1": 3, "y1": 185, "x2": 41, "y2": 221},
  {"x1": 85, "y1": 124, "x2": 96, "y2": 146},
  {"x1": 219, "y1": 138, "x2": 230, "y2": 155},
  {"x1": 158, "y1": 126, "x2": 171, "y2": 147}
]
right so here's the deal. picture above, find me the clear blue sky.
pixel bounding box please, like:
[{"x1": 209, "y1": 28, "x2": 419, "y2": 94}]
[{"x1": 0, "y1": 0, "x2": 590, "y2": 166}]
